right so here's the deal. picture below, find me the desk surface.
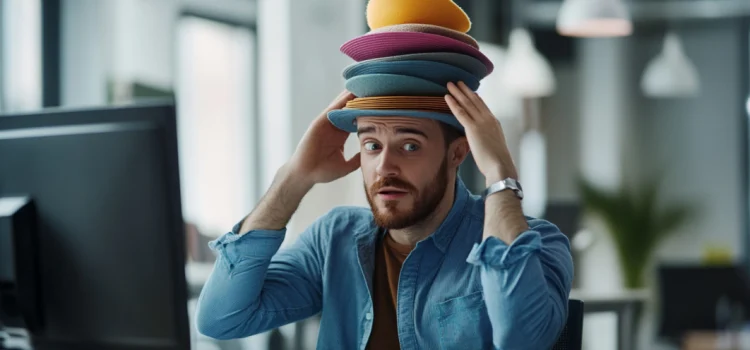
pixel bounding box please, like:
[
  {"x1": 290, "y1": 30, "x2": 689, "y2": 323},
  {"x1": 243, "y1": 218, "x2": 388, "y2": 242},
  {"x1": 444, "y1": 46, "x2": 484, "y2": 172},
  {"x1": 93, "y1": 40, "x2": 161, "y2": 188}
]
[{"x1": 570, "y1": 288, "x2": 651, "y2": 303}]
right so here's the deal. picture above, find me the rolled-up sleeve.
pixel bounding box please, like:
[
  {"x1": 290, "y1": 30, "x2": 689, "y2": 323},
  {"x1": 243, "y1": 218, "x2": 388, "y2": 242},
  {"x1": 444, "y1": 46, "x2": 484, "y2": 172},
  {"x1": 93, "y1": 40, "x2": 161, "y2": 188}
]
[
  {"x1": 466, "y1": 219, "x2": 574, "y2": 350},
  {"x1": 196, "y1": 219, "x2": 326, "y2": 340}
]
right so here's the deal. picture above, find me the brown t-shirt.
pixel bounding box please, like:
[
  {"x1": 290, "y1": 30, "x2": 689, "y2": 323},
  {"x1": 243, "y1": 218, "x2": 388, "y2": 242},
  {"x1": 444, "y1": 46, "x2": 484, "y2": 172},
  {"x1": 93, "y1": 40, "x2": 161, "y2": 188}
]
[{"x1": 366, "y1": 233, "x2": 414, "y2": 350}]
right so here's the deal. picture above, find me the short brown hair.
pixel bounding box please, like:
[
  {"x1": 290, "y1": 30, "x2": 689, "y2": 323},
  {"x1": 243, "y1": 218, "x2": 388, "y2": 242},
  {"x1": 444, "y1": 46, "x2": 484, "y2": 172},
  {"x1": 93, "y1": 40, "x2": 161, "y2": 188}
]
[{"x1": 439, "y1": 122, "x2": 465, "y2": 148}]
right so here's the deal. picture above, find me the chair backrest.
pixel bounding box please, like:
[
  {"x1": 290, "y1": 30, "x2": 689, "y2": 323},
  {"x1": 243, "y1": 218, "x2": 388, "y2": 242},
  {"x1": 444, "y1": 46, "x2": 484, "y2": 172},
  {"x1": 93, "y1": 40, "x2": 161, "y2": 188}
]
[{"x1": 551, "y1": 299, "x2": 584, "y2": 350}]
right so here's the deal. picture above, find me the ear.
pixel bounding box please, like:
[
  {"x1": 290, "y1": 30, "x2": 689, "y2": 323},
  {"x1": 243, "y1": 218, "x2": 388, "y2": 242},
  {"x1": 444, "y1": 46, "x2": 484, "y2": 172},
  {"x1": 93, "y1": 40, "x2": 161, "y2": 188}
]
[{"x1": 448, "y1": 137, "x2": 470, "y2": 169}]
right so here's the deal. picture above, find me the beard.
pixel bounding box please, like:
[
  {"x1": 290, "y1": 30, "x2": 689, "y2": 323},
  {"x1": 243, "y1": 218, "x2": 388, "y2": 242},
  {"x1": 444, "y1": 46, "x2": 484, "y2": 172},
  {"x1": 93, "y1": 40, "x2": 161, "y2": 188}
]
[{"x1": 364, "y1": 158, "x2": 449, "y2": 230}]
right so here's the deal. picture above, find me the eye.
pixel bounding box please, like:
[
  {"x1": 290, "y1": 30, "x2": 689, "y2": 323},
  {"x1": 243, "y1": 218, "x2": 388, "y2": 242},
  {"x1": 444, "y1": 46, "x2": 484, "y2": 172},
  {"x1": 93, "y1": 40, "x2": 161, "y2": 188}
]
[
  {"x1": 403, "y1": 143, "x2": 420, "y2": 152},
  {"x1": 364, "y1": 141, "x2": 381, "y2": 151}
]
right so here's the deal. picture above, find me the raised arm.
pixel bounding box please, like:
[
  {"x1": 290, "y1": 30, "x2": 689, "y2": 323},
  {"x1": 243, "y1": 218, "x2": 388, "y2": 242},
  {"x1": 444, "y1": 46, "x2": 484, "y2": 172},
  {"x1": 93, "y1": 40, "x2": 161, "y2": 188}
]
[
  {"x1": 446, "y1": 82, "x2": 574, "y2": 349},
  {"x1": 195, "y1": 90, "x2": 360, "y2": 339},
  {"x1": 196, "y1": 166, "x2": 315, "y2": 339}
]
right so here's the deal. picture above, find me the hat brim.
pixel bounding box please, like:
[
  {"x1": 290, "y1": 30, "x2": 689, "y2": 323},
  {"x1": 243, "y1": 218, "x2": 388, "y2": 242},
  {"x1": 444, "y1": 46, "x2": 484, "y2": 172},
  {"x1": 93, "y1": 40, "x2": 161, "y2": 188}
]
[
  {"x1": 343, "y1": 60, "x2": 480, "y2": 91},
  {"x1": 341, "y1": 32, "x2": 494, "y2": 74},
  {"x1": 328, "y1": 109, "x2": 463, "y2": 133}
]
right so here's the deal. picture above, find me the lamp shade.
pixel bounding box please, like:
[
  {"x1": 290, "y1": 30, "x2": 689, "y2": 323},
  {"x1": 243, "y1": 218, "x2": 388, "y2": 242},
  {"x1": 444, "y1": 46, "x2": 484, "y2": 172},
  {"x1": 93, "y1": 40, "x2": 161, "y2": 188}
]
[
  {"x1": 476, "y1": 42, "x2": 521, "y2": 119},
  {"x1": 641, "y1": 32, "x2": 700, "y2": 98},
  {"x1": 501, "y1": 29, "x2": 556, "y2": 98},
  {"x1": 556, "y1": 0, "x2": 632, "y2": 37}
]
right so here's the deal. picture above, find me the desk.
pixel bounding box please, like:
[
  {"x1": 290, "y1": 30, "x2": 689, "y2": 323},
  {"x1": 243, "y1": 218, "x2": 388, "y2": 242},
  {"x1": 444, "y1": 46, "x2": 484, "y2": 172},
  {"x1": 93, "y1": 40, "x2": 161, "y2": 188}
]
[
  {"x1": 683, "y1": 331, "x2": 750, "y2": 350},
  {"x1": 571, "y1": 289, "x2": 650, "y2": 350}
]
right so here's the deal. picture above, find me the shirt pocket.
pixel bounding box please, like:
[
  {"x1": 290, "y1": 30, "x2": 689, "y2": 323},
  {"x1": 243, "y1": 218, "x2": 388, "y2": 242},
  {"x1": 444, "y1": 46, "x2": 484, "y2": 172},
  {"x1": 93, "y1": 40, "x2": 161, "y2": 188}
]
[{"x1": 435, "y1": 290, "x2": 494, "y2": 350}]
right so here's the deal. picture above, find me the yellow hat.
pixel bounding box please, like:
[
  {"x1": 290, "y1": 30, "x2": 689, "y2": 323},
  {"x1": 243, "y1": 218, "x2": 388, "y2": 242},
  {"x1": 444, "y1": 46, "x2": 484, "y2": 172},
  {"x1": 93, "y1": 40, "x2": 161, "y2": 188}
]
[{"x1": 366, "y1": 0, "x2": 472, "y2": 33}]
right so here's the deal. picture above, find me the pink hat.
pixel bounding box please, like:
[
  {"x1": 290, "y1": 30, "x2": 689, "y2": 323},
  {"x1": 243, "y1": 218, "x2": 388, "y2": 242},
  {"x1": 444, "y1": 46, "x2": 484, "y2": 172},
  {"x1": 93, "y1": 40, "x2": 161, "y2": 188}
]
[{"x1": 340, "y1": 31, "x2": 494, "y2": 74}]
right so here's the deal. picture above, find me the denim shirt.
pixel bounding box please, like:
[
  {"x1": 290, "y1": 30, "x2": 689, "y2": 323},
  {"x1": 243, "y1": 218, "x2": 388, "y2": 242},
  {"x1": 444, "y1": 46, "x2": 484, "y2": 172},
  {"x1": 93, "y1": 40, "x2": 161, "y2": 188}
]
[{"x1": 196, "y1": 179, "x2": 574, "y2": 350}]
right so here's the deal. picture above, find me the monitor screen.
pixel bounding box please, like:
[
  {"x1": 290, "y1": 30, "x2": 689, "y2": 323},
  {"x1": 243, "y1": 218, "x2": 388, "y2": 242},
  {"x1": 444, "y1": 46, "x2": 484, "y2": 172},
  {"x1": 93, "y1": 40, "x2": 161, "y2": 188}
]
[{"x1": 0, "y1": 102, "x2": 189, "y2": 350}]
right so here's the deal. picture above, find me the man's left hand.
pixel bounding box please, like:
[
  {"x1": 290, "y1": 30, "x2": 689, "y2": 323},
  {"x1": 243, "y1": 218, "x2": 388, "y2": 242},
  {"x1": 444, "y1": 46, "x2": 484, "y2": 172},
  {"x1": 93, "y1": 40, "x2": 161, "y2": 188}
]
[{"x1": 445, "y1": 81, "x2": 518, "y2": 186}]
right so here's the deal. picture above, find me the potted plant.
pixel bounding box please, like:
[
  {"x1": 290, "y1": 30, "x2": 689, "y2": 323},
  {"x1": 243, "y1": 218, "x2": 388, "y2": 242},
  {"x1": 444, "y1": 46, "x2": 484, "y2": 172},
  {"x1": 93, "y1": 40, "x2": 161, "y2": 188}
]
[{"x1": 577, "y1": 177, "x2": 693, "y2": 289}]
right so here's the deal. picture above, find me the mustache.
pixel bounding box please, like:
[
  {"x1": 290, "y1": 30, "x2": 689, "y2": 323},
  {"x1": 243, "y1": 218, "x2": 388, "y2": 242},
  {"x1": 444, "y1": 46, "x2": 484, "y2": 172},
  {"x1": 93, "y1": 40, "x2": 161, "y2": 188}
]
[{"x1": 369, "y1": 177, "x2": 417, "y2": 195}]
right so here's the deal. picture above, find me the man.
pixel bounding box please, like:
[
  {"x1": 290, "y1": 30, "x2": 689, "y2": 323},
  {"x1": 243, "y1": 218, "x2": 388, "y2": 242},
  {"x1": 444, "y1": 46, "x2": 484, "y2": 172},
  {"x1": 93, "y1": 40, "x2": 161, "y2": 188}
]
[{"x1": 196, "y1": 82, "x2": 574, "y2": 349}]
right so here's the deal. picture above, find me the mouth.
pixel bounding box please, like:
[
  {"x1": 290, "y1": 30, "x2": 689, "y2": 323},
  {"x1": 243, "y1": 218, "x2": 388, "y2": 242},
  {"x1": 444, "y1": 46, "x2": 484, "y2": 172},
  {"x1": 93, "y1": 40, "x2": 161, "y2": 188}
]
[{"x1": 376, "y1": 187, "x2": 409, "y2": 200}]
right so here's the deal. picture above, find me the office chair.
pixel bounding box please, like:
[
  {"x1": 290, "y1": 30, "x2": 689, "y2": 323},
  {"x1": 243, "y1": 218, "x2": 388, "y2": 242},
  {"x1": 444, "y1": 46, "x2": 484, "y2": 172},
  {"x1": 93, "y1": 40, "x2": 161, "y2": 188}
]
[{"x1": 552, "y1": 299, "x2": 584, "y2": 350}]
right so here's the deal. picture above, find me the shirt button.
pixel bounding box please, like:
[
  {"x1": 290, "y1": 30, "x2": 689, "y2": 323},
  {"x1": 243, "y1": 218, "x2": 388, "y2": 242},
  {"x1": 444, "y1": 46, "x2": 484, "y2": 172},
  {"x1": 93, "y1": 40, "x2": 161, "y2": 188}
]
[{"x1": 365, "y1": 312, "x2": 373, "y2": 320}]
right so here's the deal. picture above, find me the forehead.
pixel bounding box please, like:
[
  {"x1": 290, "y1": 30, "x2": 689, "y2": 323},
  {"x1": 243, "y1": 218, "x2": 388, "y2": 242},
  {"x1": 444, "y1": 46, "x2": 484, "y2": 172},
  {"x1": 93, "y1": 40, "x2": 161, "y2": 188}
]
[{"x1": 356, "y1": 116, "x2": 441, "y2": 134}]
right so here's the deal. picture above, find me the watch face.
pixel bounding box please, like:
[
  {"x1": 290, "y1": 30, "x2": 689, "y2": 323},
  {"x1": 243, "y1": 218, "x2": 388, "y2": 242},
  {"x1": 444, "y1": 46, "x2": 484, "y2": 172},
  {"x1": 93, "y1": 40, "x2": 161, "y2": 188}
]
[{"x1": 506, "y1": 178, "x2": 521, "y2": 191}]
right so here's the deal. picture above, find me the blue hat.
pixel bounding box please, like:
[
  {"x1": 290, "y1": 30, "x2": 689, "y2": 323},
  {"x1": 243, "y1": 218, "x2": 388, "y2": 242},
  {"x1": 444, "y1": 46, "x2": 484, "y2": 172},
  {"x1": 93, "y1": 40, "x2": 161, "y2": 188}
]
[
  {"x1": 360, "y1": 52, "x2": 489, "y2": 79},
  {"x1": 328, "y1": 109, "x2": 463, "y2": 133},
  {"x1": 343, "y1": 60, "x2": 480, "y2": 91},
  {"x1": 346, "y1": 74, "x2": 449, "y2": 97}
]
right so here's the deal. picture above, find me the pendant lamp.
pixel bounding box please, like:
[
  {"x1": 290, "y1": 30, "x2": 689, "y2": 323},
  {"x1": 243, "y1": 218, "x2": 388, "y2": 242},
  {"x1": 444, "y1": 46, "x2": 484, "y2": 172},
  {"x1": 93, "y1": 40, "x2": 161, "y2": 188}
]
[{"x1": 557, "y1": 0, "x2": 632, "y2": 37}]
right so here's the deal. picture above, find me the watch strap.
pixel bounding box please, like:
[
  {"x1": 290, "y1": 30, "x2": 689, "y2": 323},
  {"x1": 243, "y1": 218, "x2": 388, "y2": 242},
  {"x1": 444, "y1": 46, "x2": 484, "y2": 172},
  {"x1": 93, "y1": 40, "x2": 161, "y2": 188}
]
[{"x1": 483, "y1": 178, "x2": 524, "y2": 200}]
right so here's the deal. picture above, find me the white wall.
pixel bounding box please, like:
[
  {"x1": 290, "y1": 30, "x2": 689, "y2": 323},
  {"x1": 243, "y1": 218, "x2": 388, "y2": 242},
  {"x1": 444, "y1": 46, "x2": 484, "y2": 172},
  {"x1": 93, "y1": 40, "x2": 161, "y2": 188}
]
[
  {"x1": 2, "y1": 0, "x2": 42, "y2": 112},
  {"x1": 541, "y1": 64, "x2": 581, "y2": 202},
  {"x1": 257, "y1": 0, "x2": 368, "y2": 239},
  {"x1": 61, "y1": 0, "x2": 178, "y2": 106},
  {"x1": 61, "y1": 0, "x2": 370, "y2": 239},
  {"x1": 61, "y1": 0, "x2": 109, "y2": 107},
  {"x1": 107, "y1": 0, "x2": 177, "y2": 90}
]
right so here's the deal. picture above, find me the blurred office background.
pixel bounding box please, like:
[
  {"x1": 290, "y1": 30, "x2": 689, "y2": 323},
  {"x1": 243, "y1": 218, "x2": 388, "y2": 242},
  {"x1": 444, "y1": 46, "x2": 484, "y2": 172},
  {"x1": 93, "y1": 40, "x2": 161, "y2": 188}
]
[{"x1": 2, "y1": 0, "x2": 749, "y2": 349}]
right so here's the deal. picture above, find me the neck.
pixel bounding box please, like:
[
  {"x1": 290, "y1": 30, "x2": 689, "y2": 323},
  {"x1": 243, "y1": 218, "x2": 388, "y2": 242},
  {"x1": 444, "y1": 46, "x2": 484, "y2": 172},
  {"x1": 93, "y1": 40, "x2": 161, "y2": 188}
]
[{"x1": 388, "y1": 178, "x2": 457, "y2": 247}]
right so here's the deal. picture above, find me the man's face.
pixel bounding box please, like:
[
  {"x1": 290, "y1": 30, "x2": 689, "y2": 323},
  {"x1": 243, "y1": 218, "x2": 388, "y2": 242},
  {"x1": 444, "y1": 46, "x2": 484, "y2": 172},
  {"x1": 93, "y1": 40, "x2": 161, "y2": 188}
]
[{"x1": 357, "y1": 117, "x2": 452, "y2": 229}]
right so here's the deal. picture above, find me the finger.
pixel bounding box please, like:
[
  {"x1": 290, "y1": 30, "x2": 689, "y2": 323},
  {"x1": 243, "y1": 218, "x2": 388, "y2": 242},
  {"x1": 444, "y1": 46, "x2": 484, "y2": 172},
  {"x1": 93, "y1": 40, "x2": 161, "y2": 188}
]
[
  {"x1": 319, "y1": 92, "x2": 355, "y2": 123},
  {"x1": 325, "y1": 91, "x2": 355, "y2": 112},
  {"x1": 457, "y1": 81, "x2": 490, "y2": 114},
  {"x1": 344, "y1": 152, "x2": 361, "y2": 173},
  {"x1": 445, "y1": 94, "x2": 473, "y2": 126},
  {"x1": 447, "y1": 82, "x2": 481, "y2": 117}
]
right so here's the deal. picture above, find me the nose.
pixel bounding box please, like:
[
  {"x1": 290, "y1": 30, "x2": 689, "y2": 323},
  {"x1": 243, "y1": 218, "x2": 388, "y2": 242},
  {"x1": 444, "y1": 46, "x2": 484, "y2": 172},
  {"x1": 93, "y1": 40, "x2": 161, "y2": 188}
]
[{"x1": 375, "y1": 147, "x2": 400, "y2": 178}]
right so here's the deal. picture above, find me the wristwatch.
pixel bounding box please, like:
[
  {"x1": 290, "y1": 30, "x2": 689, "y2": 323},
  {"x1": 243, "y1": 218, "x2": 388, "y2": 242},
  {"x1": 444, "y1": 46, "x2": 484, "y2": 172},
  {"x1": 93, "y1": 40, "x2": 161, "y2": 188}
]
[{"x1": 483, "y1": 178, "x2": 524, "y2": 200}]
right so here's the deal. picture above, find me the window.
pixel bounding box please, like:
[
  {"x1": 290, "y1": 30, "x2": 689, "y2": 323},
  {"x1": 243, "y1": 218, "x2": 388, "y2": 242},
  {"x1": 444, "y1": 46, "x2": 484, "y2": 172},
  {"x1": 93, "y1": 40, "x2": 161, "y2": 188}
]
[
  {"x1": 1, "y1": 0, "x2": 42, "y2": 112},
  {"x1": 176, "y1": 16, "x2": 257, "y2": 238}
]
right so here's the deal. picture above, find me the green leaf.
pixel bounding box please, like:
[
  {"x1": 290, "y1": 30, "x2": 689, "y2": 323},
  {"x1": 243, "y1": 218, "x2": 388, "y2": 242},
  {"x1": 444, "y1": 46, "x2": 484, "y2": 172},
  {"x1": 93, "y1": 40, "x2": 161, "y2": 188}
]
[{"x1": 576, "y1": 176, "x2": 692, "y2": 288}]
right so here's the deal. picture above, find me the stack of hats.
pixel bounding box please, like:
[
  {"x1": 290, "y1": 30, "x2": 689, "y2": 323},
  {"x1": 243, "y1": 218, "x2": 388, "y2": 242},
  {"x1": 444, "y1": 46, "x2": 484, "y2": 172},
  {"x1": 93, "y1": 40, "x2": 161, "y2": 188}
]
[{"x1": 328, "y1": 0, "x2": 494, "y2": 133}]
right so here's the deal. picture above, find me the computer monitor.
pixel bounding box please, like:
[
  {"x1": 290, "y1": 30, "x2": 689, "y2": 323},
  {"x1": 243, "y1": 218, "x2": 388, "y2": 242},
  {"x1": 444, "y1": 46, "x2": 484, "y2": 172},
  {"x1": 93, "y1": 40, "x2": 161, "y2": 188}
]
[
  {"x1": 658, "y1": 264, "x2": 750, "y2": 342},
  {"x1": 0, "y1": 102, "x2": 189, "y2": 350}
]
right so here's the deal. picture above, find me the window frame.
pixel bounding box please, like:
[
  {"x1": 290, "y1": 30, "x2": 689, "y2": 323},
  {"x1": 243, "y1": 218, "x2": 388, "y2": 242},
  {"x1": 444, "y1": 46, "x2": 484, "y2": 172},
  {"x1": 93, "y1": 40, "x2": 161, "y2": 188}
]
[
  {"x1": 176, "y1": 1, "x2": 261, "y2": 214},
  {"x1": 42, "y1": 0, "x2": 60, "y2": 108}
]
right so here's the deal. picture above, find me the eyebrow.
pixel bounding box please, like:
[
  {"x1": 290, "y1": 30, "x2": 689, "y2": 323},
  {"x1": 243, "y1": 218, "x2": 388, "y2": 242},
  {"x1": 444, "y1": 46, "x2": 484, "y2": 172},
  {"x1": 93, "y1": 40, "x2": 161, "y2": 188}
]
[
  {"x1": 356, "y1": 126, "x2": 428, "y2": 139},
  {"x1": 395, "y1": 127, "x2": 428, "y2": 139},
  {"x1": 356, "y1": 126, "x2": 376, "y2": 136}
]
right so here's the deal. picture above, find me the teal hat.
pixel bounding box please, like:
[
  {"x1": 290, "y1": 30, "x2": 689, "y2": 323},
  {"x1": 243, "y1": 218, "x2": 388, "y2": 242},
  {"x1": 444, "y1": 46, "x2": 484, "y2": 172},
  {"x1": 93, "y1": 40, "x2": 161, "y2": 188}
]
[
  {"x1": 345, "y1": 74, "x2": 448, "y2": 98},
  {"x1": 343, "y1": 60, "x2": 480, "y2": 91},
  {"x1": 355, "y1": 52, "x2": 488, "y2": 79}
]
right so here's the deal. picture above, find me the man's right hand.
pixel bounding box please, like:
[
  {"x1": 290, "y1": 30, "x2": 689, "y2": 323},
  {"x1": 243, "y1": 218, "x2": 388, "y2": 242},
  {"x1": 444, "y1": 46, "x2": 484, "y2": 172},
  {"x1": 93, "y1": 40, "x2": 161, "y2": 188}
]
[
  {"x1": 239, "y1": 91, "x2": 359, "y2": 233},
  {"x1": 286, "y1": 90, "x2": 361, "y2": 188}
]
